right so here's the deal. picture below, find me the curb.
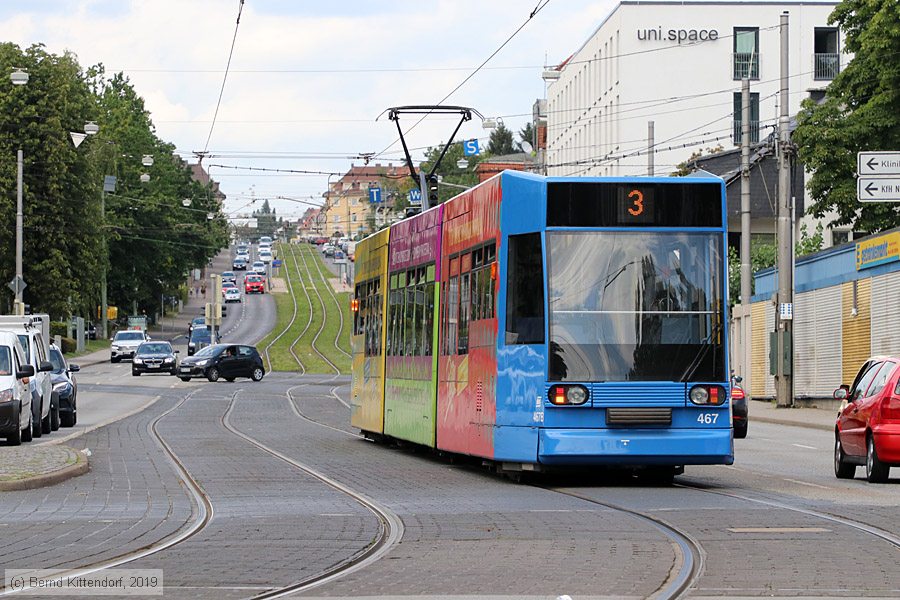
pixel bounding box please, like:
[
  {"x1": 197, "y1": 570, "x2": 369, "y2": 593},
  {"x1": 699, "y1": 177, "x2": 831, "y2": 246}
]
[
  {"x1": 0, "y1": 451, "x2": 89, "y2": 492},
  {"x1": 750, "y1": 414, "x2": 834, "y2": 432}
]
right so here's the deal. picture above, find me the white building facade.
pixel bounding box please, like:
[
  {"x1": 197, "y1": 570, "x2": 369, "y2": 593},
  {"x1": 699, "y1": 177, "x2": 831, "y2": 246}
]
[{"x1": 545, "y1": 1, "x2": 842, "y2": 185}]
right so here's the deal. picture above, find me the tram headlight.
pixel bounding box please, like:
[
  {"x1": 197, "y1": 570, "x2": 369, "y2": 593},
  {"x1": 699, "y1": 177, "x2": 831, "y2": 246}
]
[
  {"x1": 689, "y1": 386, "x2": 710, "y2": 405},
  {"x1": 548, "y1": 384, "x2": 589, "y2": 406},
  {"x1": 689, "y1": 385, "x2": 725, "y2": 405}
]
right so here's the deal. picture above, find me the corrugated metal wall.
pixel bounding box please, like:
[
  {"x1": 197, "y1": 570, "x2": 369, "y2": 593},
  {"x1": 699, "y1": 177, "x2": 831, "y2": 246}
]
[
  {"x1": 764, "y1": 303, "x2": 775, "y2": 397},
  {"x1": 751, "y1": 301, "x2": 768, "y2": 399},
  {"x1": 871, "y1": 271, "x2": 900, "y2": 355},
  {"x1": 794, "y1": 286, "x2": 842, "y2": 396},
  {"x1": 842, "y1": 279, "x2": 871, "y2": 384}
]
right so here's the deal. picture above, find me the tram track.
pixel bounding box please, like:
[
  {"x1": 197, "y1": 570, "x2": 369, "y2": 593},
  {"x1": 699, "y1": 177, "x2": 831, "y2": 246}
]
[
  {"x1": 261, "y1": 242, "x2": 304, "y2": 373},
  {"x1": 0, "y1": 390, "x2": 212, "y2": 596},
  {"x1": 222, "y1": 389, "x2": 402, "y2": 598},
  {"x1": 293, "y1": 243, "x2": 344, "y2": 374},
  {"x1": 302, "y1": 243, "x2": 352, "y2": 362}
]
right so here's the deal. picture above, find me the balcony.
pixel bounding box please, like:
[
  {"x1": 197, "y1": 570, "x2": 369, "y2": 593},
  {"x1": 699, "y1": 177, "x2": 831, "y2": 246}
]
[
  {"x1": 813, "y1": 53, "x2": 840, "y2": 80},
  {"x1": 732, "y1": 121, "x2": 760, "y2": 146},
  {"x1": 732, "y1": 53, "x2": 760, "y2": 80}
]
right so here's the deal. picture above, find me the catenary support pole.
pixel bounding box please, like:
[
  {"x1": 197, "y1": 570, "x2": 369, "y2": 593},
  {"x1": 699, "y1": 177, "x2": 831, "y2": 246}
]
[
  {"x1": 648, "y1": 121, "x2": 655, "y2": 176},
  {"x1": 15, "y1": 148, "x2": 24, "y2": 315},
  {"x1": 775, "y1": 11, "x2": 794, "y2": 408},
  {"x1": 740, "y1": 78, "x2": 752, "y2": 398}
]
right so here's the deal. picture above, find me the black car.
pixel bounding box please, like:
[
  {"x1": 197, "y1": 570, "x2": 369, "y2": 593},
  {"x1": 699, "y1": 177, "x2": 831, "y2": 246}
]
[
  {"x1": 188, "y1": 317, "x2": 205, "y2": 337},
  {"x1": 87, "y1": 322, "x2": 97, "y2": 340},
  {"x1": 731, "y1": 377, "x2": 748, "y2": 439},
  {"x1": 178, "y1": 344, "x2": 265, "y2": 382},
  {"x1": 233, "y1": 257, "x2": 247, "y2": 270},
  {"x1": 132, "y1": 341, "x2": 179, "y2": 376},
  {"x1": 48, "y1": 344, "x2": 79, "y2": 427}
]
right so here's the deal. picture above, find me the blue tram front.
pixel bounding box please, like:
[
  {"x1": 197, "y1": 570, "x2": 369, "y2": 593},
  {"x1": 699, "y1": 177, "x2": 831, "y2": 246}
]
[{"x1": 494, "y1": 173, "x2": 733, "y2": 469}]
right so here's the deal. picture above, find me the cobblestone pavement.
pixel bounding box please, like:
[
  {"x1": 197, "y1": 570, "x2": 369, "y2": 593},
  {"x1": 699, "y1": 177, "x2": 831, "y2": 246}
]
[{"x1": 0, "y1": 445, "x2": 86, "y2": 490}]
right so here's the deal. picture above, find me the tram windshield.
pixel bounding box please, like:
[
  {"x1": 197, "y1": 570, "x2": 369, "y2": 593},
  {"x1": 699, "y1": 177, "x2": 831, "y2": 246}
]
[{"x1": 547, "y1": 231, "x2": 725, "y2": 382}]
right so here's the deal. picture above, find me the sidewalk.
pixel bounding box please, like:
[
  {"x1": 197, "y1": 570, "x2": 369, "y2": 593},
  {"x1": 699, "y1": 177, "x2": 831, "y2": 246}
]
[
  {"x1": 0, "y1": 445, "x2": 89, "y2": 491},
  {"x1": 750, "y1": 399, "x2": 837, "y2": 432}
]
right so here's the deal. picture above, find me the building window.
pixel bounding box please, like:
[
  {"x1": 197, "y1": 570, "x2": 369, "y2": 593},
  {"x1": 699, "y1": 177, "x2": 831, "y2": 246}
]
[
  {"x1": 814, "y1": 27, "x2": 840, "y2": 80},
  {"x1": 832, "y1": 230, "x2": 850, "y2": 246},
  {"x1": 733, "y1": 27, "x2": 759, "y2": 80},
  {"x1": 333, "y1": 215, "x2": 340, "y2": 223},
  {"x1": 351, "y1": 215, "x2": 357, "y2": 223},
  {"x1": 733, "y1": 92, "x2": 760, "y2": 145}
]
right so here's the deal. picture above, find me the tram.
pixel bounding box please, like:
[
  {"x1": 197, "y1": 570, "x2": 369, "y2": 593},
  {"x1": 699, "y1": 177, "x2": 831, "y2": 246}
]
[{"x1": 350, "y1": 171, "x2": 733, "y2": 473}]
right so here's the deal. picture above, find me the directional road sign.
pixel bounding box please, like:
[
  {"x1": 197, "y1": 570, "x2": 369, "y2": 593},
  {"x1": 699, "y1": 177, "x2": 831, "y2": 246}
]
[
  {"x1": 858, "y1": 177, "x2": 900, "y2": 202},
  {"x1": 368, "y1": 186, "x2": 382, "y2": 204},
  {"x1": 408, "y1": 188, "x2": 422, "y2": 205},
  {"x1": 858, "y1": 152, "x2": 900, "y2": 176},
  {"x1": 7, "y1": 276, "x2": 26, "y2": 295}
]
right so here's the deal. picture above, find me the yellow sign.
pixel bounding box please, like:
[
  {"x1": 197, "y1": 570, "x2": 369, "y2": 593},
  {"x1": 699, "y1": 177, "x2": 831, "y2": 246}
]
[{"x1": 856, "y1": 231, "x2": 900, "y2": 270}]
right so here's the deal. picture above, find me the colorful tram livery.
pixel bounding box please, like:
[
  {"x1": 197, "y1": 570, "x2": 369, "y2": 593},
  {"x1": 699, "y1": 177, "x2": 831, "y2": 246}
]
[{"x1": 351, "y1": 171, "x2": 733, "y2": 472}]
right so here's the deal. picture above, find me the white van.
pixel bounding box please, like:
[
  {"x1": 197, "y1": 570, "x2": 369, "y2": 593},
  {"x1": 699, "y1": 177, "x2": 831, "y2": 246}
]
[
  {"x1": 0, "y1": 330, "x2": 35, "y2": 444},
  {"x1": 0, "y1": 315, "x2": 56, "y2": 437}
]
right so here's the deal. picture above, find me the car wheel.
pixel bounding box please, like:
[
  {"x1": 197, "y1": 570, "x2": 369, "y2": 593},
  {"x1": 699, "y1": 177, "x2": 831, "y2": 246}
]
[
  {"x1": 7, "y1": 414, "x2": 22, "y2": 446},
  {"x1": 50, "y1": 397, "x2": 60, "y2": 431},
  {"x1": 206, "y1": 367, "x2": 220, "y2": 382},
  {"x1": 866, "y1": 435, "x2": 889, "y2": 483},
  {"x1": 132, "y1": 371, "x2": 141, "y2": 376},
  {"x1": 41, "y1": 406, "x2": 52, "y2": 434},
  {"x1": 32, "y1": 402, "x2": 42, "y2": 438},
  {"x1": 179, "y1": 377, "x2": 191, "y2": 382},
  {"x1": 734, "y1": 421, "x2": 748, "y2": 439},
  {"x1": 61, "y1": 411, "x2": 75, "y2": 427},
  {"x1": 20, "y1": 412, "x2": 31, "y2": 443},
  {"x1": 225, "y1": 377, "x2": 235, "y2": 382},
  {"x1": 111, "y1": 357, "x2": 120, "y2": 363},
  {"x1": 834, "y1": 436, "x2": 856, "y2": 479},
  {"x1": 251, "y1": 367, "x2": 264, "y2": 382}
]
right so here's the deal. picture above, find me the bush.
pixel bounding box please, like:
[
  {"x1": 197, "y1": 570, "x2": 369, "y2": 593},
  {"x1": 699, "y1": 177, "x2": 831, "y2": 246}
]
[
  {"x1": 60, "y1": 337, "x2": 77, "y2": 353},
  {"x1": 50, "y1": 321, "x2": 69, "y2": 338}
]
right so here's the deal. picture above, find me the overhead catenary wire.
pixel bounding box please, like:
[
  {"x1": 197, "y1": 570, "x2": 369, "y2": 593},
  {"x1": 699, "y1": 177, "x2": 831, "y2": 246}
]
[{"x1": 202, "y1": 0, "x2": 246, "y2": 154}]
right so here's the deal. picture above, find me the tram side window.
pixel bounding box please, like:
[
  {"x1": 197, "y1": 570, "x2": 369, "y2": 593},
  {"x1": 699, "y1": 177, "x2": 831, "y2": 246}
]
[
  {"x1": 444, "y1": 273, "x2": 459, "y2": 355},
  {"x1": 424, "y1": 278, "x2": 435, "y2": 356},
  {"x1": 405, "y1": 271, "x2": 418, "y2": 356},
  {"x1": 354, "y1": 283, "x2": 365, "y2": 336},
  {"x1": 372, "y1": 280, "x2": 382, "y2": 357},
  {"x1": 506, "y1": 233, "x2": 545, "y2": 345},
  {"x1": 458, "y1": 270, "x2": 470, "y2": 355}
]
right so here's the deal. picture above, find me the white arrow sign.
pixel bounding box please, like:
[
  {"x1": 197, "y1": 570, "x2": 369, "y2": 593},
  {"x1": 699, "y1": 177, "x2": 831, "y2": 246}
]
[
  {"x1": 858, "y1": 152, "x2": 900, "y2": 176},
  {"x1": 858, "y1": 177, "x2": 900, "y2": 202}
]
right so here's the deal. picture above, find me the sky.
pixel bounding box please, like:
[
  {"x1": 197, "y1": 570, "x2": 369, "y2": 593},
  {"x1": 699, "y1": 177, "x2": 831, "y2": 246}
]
[{"x1": 0, "y1": 0, "x2": 623, "y2": 218}]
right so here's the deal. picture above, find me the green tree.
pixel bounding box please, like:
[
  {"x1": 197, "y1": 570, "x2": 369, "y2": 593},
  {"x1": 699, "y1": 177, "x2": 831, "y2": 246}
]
[
  {"x1": 253, "y1": 199, "x2": 278, "y2": 238},
  {"x1": 0, "y1": 43, "x2": 103, "y2": 318},
  {"x1": 487, "y1": 122, "x2": 516, "y2": 156},
  {"x1": 418, "y1": 140, "x2": 480, "y2": 205},
  {"x1": 794, "y1": 0, "x2": 900, "y2": 233},
  {"x1": 517, "y1": 122, "x2": 535, "y2": 152}
]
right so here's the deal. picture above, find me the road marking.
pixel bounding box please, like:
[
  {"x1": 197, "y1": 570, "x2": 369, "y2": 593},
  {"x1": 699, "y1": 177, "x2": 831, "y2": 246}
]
[
  {"x1": 728, "y1": 527, "x2": 831, "y2": 533},
  {"x1": 782, "y1": 477, "x2": 830, "y2": 490},
  {"x1": 529, "y1": 509, "x2": 572, "y2": 513},
  {"x1": 791, "y1": 443, "x2": 818, "y2": 450}
]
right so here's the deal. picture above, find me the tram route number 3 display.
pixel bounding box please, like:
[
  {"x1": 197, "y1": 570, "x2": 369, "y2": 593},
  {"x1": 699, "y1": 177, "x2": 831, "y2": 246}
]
[{"x1": 621, "y1": 188, "x2": 654, "y2": 223}]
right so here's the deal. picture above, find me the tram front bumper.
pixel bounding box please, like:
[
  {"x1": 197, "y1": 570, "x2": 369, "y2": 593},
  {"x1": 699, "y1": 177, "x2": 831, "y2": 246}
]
[{"x1": 538, "y1": 428, "x2": 734, "y2": 466}]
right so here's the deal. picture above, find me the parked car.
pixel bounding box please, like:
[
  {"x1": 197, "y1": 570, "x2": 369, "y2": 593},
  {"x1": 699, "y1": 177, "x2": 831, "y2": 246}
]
[
  {"x1": 0, "y1": 331, "x2": 34, "y2": 444},
  {"x1": 731, "y1": 377, "x2": 748, "y2": 439},
  {"x1": 245, "y1": 274, "x2": 265, "y2": 294},
  {"x1": 187, "y1": 327, "x2": 219, "y2": 356},
  {"x1": 132, "y1": 341, "x2": 179, "y2": 376},
  {"x1": 48, "y1": 343, "x2": 79, "y2": 427},
  {"x1": 224, "y1": 287, "x2": 241, "y2": 303},
  {"x1": 87, "y1": 321, "x2": 97, "y2": 340},
  {"x1": 178, "y1": 344, "x2": 265, "y2": 382},
  {"x1": 110, "y1": 330, "x2": 150, "y2": 363},
  {"x1": 834, "y1": 356, "x2": 900, "y2": 482},
  {"x1": 0, "y1": 315, "x2": 56, "y2": 437}
]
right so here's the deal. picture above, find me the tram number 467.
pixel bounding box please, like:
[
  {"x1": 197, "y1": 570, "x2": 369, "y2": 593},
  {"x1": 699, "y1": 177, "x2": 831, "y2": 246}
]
[{"x1": 697, "y1": 413, "x2": 719, "y2": 424}]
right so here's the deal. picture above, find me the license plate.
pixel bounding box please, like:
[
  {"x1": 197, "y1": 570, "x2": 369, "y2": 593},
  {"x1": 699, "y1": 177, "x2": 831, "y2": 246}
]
[
  {"x1": 149, "y1": 364, "x2": 160, "y2": 369},
  {"x1": 180, "y1": 367, "x2": 191, "y2": 373}
]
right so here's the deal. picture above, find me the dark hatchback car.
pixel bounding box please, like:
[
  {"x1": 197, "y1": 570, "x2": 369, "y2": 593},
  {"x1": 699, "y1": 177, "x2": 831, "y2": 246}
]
[
  {"x1": 48, "y1": 344, "x2": 79, "y2": 427},
  {"x1": 132, "y1": 341, "x2": 179, "y2": 376},
  {"x1": 178, "y1": 344, "x2": 265, "y2": 382},
  {"x1": 188, "y1": 327, "x2": 219, "y2": 356}
]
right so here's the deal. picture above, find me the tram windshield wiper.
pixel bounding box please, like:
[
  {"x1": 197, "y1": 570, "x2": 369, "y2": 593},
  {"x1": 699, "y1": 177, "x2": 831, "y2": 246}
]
[{"x1": 678, "y1": 321, "x2": 723, "y2": 382}]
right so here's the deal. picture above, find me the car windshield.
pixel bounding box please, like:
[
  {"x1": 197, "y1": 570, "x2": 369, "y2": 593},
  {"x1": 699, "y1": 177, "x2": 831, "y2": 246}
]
[
  {"x1": 191, "y1": 328, "x2": 211, "y2": 342},
  {"x1": 194, "y1": 344, "x2": 221, "y2": 358},
  {"x1": 48, "y1": 347, "x2": 66, "y2": 374},
  {"x1": 547, "y1": 231, "x2": 725, "y2": 382},
  {"x1": 223, "y1": 272, "x2": 234, "y2": 277},
  {"x1": 115, "y1": 331, "x2": 145, "y2": 341},
  {"x1": 0, "y1": 346, "x2": 13, "y2": 375},
  {"x1": 138, "y1": 342, "x2": 172, "y2": 354}
]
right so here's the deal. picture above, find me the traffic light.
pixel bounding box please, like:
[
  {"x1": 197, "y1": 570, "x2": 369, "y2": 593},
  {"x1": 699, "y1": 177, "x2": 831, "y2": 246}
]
[{"x1": 427, "y1": 174, "x2": 439, "y2": 206}]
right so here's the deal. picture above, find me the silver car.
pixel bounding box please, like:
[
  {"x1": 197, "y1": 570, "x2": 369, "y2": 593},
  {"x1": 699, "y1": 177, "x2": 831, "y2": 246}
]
[{"x1": 111, "y1": 330, "x2": 150, "y2": 363}]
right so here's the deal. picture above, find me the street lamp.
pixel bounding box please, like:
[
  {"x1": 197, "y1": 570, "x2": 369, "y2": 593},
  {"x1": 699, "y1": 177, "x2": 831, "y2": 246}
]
[
  {"x1": 10, "y1": 69, "x2": 28, "y2": 313},
  {"x1": 84, "y1": 121, "x2": 99, "y2": 136},
  {"x1": 140, "y1": 173, "x2": 150, "y2": 183},
  {"x1": 457, "y1": 158, "x2": 468, "y2": 169},
  {"x1": 182, "y1": 198, "x2": 192, "y2": 207}
]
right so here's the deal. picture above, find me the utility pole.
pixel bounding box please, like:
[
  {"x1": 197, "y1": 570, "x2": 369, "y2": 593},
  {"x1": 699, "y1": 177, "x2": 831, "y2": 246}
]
[
  {"x1": 775, "y1": 11, "x2": 794, "y2": 408},
  {"x1": 740, "y1": 77, "x2": 752, "y2": 398},
  {"x1": 647, "y1": 121, "x2": 655, "y2": 176},
  {"x1": 100, "y1": 187, "x2": 108, "y2": 339},
  {"x1": 14, "y1": 149, "x2": 24, "y2": 315}
]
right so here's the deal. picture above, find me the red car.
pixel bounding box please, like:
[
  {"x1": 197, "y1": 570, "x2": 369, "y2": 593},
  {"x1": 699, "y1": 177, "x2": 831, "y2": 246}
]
[
  {"x1": 244, "y1": 275, "x2": 265, "y2": 294},
  {"x1": 834, "y1": 356, "x2": 900, "y2": 482}
]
